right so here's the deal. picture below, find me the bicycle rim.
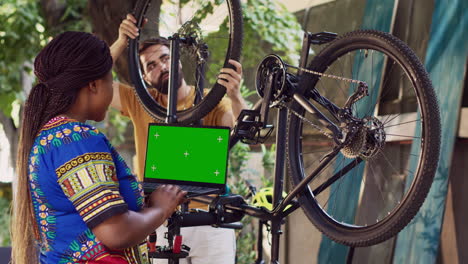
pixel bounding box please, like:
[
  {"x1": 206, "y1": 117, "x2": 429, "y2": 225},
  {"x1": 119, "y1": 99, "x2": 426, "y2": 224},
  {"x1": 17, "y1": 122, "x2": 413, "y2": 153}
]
[
  {"x1": 286, "y1": 30, "x2": 440, "y2": 246},
  {"x1": 129, "y1": 0, "x2": 243, "y2": 124}
]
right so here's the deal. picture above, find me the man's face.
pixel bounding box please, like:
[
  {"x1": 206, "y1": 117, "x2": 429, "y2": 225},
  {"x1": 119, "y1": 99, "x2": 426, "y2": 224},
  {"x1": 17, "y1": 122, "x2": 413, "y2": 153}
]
[{"x1": 140, "y1": 44, "x2": 182, "y2": 94}]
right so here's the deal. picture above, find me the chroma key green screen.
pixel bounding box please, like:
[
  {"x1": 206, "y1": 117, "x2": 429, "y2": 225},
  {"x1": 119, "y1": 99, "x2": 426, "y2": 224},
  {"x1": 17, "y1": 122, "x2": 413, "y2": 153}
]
[{"x1": 144, "y1": 125, "x2": 230, "y2": 184}]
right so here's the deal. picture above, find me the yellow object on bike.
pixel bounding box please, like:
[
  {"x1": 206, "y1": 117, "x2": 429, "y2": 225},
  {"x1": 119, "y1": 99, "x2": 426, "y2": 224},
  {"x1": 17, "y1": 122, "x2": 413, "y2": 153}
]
[{"x1": 252, "y1": 187, "x2": 291, "y2": 211}]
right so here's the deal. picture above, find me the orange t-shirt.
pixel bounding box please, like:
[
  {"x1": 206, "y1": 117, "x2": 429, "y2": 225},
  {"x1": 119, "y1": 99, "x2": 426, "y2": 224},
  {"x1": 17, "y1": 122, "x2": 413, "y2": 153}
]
[{"x1": 119, "y1": 83, "x2": 232, "y2": 208}]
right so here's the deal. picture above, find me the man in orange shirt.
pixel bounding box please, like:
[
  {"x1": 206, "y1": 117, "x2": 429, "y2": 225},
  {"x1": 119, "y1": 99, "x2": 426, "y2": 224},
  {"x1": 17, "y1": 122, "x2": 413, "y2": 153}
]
[{"x1": 110, "y1": 14, "x2": 248, "y2": 264}]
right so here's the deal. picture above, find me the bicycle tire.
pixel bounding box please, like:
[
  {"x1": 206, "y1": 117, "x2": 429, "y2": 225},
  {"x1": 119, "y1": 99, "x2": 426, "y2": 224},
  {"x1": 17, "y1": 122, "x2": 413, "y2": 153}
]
[
  {"x1": 286, "y1": 30, "x2": 440, "y2": 246},
  {"x1": 128, "y1": 0, "x2": 243, "y2": 124}
]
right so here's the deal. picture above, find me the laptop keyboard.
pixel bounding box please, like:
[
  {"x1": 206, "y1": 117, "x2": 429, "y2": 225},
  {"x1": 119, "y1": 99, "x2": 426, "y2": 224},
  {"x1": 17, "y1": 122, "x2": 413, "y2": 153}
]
[{"x1": 143, "y1": 182, "x2": 218, "y2": 194}]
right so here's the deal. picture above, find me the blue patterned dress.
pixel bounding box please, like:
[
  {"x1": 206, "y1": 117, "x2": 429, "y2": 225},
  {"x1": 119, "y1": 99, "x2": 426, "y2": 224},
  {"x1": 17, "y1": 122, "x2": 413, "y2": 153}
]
[{"x1": 29, "y1": 116, "x2": 149, "y2": 264}]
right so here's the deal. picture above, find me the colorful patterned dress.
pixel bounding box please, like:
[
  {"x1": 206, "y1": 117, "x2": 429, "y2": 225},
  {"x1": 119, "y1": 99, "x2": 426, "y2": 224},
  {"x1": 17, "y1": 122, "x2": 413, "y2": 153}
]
[{"x1": 29, "y1": 117, "x2": 149, "y2": 264}]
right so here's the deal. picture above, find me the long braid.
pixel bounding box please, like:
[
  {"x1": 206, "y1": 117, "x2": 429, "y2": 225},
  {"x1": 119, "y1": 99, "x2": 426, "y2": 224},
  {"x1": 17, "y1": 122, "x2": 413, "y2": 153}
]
[{"x1": 11, "y1": 31, "x2": 113, "y2": 264}]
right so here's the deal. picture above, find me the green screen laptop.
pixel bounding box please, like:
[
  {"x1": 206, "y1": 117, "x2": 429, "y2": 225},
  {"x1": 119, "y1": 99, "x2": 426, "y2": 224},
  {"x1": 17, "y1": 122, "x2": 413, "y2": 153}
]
[{"x1": 143, "y1": 123, "x2": 230, "y2": 196}]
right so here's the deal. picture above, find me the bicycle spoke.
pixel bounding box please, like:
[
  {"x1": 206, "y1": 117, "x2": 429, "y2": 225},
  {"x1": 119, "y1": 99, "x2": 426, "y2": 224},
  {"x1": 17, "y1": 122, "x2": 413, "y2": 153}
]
[
  {"x1": 378, "y1": 150, "x2": 405, "y2": 182},
  {"x1": 323, "y1": 155, "x2": 347, "y2": 213},
  {"x1": 385, "y1": 134, "x2": 421, "y2": 139},
  {"x1": 302, "y1": 149, "x2": 330, "y2": 155},
  {"x1": 303, "y1": 148, "x2": 337, "y2": 183},
  {"x1": 313, "y1": 158, "x2": 363, "y2": 196},
  {"x1": 380, "y1": 61, "x2": 397, "y2": 96},
  {"x1": 383, "y1": 119, "x2": 420, "y2": 128},
  {"x1": 367, "y1": 161, "x2": 388, "y2": 219},
  {"x1": 404, "y1": 167, "x2": 415, "y2": 177},
  {"x1": 383, "y1": 113, "x2": 404, "y2": 126}
]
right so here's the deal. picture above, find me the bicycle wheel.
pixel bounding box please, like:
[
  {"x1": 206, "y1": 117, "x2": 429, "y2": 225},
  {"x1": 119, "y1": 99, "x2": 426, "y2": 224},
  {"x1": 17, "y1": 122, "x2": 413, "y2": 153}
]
[
  {"x1": 129, "y1": 0, "x2": 243, "y2": 124},
  {"x1": 286, "y1": 30, "x2": 440, "y2": 246}
]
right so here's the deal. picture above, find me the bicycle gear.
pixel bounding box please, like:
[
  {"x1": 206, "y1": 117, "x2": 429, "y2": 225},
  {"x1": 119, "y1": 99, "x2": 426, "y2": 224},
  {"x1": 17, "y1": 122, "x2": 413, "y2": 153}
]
[
  {"x1": 341, "y1": 127, "x2": 367, "y2": 158},
  {"x1": 361, "y1": 116, "x2": 386, "y2": 159},
  {"x1": 256, "y1": 55, "x2": 287, "y2": 101}
]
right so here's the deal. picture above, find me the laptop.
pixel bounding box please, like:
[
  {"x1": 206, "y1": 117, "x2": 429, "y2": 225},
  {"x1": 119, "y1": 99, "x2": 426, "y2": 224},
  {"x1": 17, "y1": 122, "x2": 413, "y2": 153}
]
[{"x1": 142, "y1": 123, "x2": 230, "y2": 198}]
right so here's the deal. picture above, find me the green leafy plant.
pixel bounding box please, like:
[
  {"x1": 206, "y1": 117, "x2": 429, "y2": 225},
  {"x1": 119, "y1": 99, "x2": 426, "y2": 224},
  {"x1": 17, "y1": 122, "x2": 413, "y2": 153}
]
[
  {"x1": 201, "y1": 0, "x2": 302, "y2": 88},
  {"x1": 0, "y1": 0, "x2": 45, "y2": 116},
  {"x1": 0, "y1": 197, "x2": 11, "y2": 246},
  {"x1": 0, "y1": 183, "x2": 12, "y2": 246}
]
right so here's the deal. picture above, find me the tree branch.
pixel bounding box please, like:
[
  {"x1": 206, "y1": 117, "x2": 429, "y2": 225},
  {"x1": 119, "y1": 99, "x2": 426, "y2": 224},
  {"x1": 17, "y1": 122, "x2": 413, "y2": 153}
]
[{"x1": 39, "y1": 0, "x2": 67, "y2": 31}]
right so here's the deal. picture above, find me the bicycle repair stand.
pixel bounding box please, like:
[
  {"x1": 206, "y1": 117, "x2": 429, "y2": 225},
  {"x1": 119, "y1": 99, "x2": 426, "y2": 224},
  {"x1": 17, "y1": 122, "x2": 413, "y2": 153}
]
[
  {"x1": 147, "y1": 196, "x2": 246, "y2": 264},
  {"x1": 149, "y1": 30, "x2": 358, "y2": 264}
]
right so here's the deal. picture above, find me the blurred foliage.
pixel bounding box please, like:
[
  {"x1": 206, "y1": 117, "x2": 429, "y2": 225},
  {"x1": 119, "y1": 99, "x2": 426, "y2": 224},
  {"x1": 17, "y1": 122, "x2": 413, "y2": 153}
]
[
  {"x1": 0, "y1": 183, "x2": 12, "y2": 246},
  {"x1": 203, "y1": 0, "x2": 302, "y2": 87},
  {"x1": 51, "y1": 0, "x2": 91, "y2": 34},
  {"x1": 242, "y1": 0, "x2": 302, "y2": 64},
  {"x1": 228, "y1": 143, "x2": 275, "y2": 264},
  {"x1": 0, "y1": 0, "x2": 89, "y2": 118},
  {"x1": 0, "y1": 197, "x2": 11, "y2": 246},
  {"x1": 0, "y1": 0, "x2": 44, "y2": 116}
]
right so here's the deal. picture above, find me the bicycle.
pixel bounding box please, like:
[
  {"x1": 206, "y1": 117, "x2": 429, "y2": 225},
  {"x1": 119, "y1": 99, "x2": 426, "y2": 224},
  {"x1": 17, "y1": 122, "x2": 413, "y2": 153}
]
[{"x1": 127, "y1": 0, "x2": 441, "y2": 263}]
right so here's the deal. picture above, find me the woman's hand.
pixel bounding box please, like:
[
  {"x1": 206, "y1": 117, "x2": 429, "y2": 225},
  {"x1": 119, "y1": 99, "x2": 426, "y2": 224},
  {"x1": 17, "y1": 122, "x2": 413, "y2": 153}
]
[
  {"x1": 148, "y1": 185, "x2": 187, "y2": 219},
  {"x1": 92, "y1": 184, "x2": 186, "y2": 250}
]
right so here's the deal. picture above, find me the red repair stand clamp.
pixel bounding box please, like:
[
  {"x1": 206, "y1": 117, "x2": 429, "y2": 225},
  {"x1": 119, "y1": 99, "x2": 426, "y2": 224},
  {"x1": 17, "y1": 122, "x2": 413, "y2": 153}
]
[
  {"x1": 148, "y1": 231, "x2": 157, "y2": 253},
  {"x1": 173, "y1": 235, "x2": 182, "y2": 253}
]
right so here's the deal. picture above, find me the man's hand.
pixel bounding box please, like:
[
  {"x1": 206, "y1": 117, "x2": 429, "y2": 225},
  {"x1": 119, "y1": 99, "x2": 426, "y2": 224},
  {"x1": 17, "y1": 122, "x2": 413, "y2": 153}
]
[
  {"x1": 217, "y1": 59, "x2": 243, "y2": 100},
  {"x1": 217, "y1": 59, "x2": 249, "y2": 124},
  {"x1": 117, "y1": 14, "x2": 139, "y2": 43},
  {"x1": 110, "y1": 14, "x2": 143, "y2": 63}
]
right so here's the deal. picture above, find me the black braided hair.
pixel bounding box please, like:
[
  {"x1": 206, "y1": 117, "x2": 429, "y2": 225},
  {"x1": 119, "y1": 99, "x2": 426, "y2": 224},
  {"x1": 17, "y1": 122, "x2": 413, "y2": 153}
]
[{"x1": 12, "y1": 31, "x2": 113, "y2": 264}]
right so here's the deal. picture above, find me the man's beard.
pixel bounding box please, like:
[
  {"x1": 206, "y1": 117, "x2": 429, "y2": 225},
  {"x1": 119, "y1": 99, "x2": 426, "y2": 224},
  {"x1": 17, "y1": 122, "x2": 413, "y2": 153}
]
[{"x1": 153, "y1": 71, "x2": 183, "y2": 95}]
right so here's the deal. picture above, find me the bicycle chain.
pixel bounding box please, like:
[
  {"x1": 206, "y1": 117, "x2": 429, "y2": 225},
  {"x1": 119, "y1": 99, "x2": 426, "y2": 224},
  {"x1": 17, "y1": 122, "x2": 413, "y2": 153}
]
[
  {"x1": 287, "y1": 64, "x2": 364, "y2": 84},
  {"x1": 278, "y1": 101, "x2": 334, "y2": 139},
  {"x1": 275, "y1": 64, "x2": 366, "y2": 139}
]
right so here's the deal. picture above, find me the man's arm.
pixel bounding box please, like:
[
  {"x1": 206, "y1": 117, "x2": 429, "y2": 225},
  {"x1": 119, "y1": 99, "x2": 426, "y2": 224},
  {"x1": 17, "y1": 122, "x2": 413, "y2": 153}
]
[
  {"x1": 228, "y1": 93, "x2": 249, "y2": 124},
  {"x1": 109, "y1": 14, "x2": 141, "y2": 112},
  {"x1": 220, "y1": 111, "x2": 235, "y2": 128},
  {"x1": 110, "y1": 14, "x2": 139, "y2": 63},
  {"x1": 111, "y1": 82, "x2": 123, "y2": 111}
]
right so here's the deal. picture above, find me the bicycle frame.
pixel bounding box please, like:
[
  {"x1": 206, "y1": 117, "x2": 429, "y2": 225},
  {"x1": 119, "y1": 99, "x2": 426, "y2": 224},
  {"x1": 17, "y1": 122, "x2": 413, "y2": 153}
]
[{"x1": 158, "y1": 31, "x2": 367, "y2": 264}]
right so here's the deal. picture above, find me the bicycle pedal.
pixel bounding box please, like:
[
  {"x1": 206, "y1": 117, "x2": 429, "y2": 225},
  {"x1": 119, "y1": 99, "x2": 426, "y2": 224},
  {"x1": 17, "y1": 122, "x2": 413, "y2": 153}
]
[
  {"x1": 309, "y1": 32, "x2": 338, "y2": 45},
  {"x1": 256, "y1": 125, "x2": 274, "y2": 144},
  {"x1": 234, "y1": 110, "x2": 262, "y2": 142}
]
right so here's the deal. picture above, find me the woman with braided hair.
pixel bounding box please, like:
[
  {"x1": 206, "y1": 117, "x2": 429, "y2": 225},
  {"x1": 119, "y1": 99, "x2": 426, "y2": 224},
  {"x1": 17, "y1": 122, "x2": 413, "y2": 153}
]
[{"x1": 11, "y1": 31, "x2": 187, "y2": 264}]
